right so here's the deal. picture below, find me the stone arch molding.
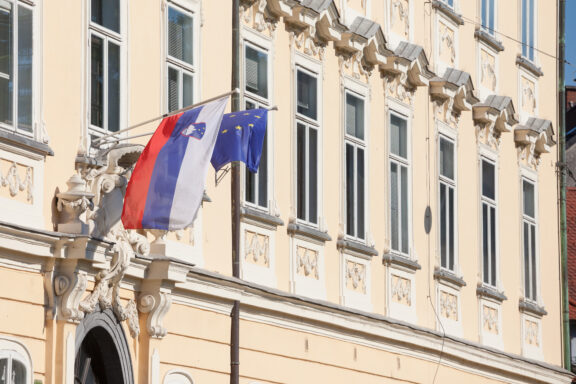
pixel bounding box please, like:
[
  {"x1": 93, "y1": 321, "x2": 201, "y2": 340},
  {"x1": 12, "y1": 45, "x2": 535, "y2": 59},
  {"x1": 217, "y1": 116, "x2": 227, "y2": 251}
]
[
  {"x1": 0, "y1": 337, "x2": 33, "y2": 384},
  {"x1": 164, "y1": 370, "x2": 195, "y2": 384},
  {"x1": 75, "y1": 308, "x2": 134, "y2": 384}
]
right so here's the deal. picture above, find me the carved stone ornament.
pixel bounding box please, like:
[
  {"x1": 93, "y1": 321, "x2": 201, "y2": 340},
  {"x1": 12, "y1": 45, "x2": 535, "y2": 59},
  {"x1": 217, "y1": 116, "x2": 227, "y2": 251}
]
[
  {"x1": 245, "y1": 230, "x2": 270, "y2": 266},
  {"x1": 439, "y1": 291, "x2": 458, "y2": 320},
  {"x1": 430, "y1": 68, "x2": 479, "y2": 127},
  {"x1": 54, "y1": 272, "x2": 88, "y2": 323},
  {"x1": 297, "y1": 246, "x2": 319, "y2": 279},
  {"x1": 391, "y1": 275, "x2": 411, "y2": 306},
  {"x1": 473, "y1": 95, "x2": 518, "y2": 150},
  {"x1": 138, "y1": 291, "x2": 172, "y2": 339},
  {"x1": 514, "y1": 118, "x2": 555, "y2": 169},
  {"x1": 0, "y1": 160, "x2": 33, "y2": 202},
  {"x1": 483, "y1": 305, "x2": 499, "y2": 334},
  {"x1": 391, "y1": 0, "x2": 410, "y2": 38},
  {"x1": 346, "y1": 261, "x2": 367, "y2": 293},
  {"x1": 339, "y1": 51, "x2": 370, "y2": 82},
  {"x1": 290, "y1": 26, "x2": 325, "y2": 61},
  {"x1": 385, "y1": 73, "x2": 414, "y2": 105},
  {"x1": 240, "y1": 0, "x2": 277, "y2": 36},
  {"x1": 56, "y1": 173, "x2": 95, "y2": 234}
]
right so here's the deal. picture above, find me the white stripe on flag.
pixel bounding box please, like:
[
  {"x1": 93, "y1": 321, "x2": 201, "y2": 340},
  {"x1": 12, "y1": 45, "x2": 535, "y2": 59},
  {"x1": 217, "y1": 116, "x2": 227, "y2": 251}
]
[{"x1": 168, "y1": 97, "x2": 229, "y2": 230}]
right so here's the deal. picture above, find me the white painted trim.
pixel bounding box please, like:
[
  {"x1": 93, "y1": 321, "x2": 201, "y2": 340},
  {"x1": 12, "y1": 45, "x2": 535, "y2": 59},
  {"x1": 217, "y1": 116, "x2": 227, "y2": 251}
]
[
  {"x1": 517, "y1": 68, "x2": 539, "y2": 124},
  {"x1": 163, "y1": 369, "x2": 195, "y2": 384},
  {"x1": 519, "y1": 168, "x2": 541, "y2": 304},
  {"x1": 66, "y1": 332, "x2": 74, "y2": 384},
  {"x1": 0, "y1": 337, "x2": 33, "y2": 384},
  {"x1": 151, "y1": 348, "x2": 160, "y2": 384},
  {"x1": 476, "y1": 41, "x2": 500, "y2": 101},
  {"x1": 291, "y1": 236, "x2": 326, "y2": 300}
]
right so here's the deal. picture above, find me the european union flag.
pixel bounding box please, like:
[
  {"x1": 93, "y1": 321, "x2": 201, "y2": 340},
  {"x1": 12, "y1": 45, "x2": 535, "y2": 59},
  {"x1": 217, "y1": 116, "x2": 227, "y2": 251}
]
[{"x1": 211, "y1": 108, "x2": 268, "y2": 173}]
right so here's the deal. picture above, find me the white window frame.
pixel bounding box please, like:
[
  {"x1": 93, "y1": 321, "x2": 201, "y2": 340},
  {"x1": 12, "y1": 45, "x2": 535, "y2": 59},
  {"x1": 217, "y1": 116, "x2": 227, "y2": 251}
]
[
  {"x1": 0, "y1": 0, "x2": 40, "y2": 139},
  {"x1": 388, "y1": 107, "x2": 412, "y2": 258},
  {"x1": 343, "y1": 85, "x2": 368, "y2": 242},
  {"x1": 293, "y1": 53, "x2": 323, "y2": 229},
  {"x1": 165, "y1": 1, "x2": 198, "y2": 112},
  {"x1": 520, "y1": 172, "x2": 539, "y2": 302},
  {"x1": 479, "y1": 152, "x2": 499, "y2": 288},
  {"x1": 439, "y1": 0, "x2": 455, "y2": 10},
  {"x1": 87, "y1": 0, "x2": 127, "y2": 135},
  {"x1": 0, "y1": 338, "x2": 33, "y2": 384},
  {"x1": 241, "y1": 28, "x2": 273, "y2": 212},
  {"x1": 437, "y1": 127, "x2": 458, "y2": 273},
  {"x1": 481, "y1": 0, "x2": 497, "y2": 35},
  {"x1": 164, "y1": 369, "x2": 194, "y2": 384},
  {"x1": 520, "y1": 0, "x2": 537, "y2": 63}
]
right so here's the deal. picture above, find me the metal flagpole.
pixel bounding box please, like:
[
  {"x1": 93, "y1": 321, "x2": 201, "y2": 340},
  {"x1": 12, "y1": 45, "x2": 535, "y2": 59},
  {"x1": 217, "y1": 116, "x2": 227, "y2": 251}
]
[
  {"x1": 97, "y1": 106, "x2": 278, "y2": 146},
  {"x1": 92, "y1": 88, "x2": 240, "y2": 145}
]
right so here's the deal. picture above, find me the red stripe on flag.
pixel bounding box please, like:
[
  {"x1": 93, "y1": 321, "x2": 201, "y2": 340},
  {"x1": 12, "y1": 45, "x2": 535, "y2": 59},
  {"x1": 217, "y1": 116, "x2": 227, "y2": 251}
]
[{"x1": 121, "y1": 113, "x2": 183, "y2": 229}]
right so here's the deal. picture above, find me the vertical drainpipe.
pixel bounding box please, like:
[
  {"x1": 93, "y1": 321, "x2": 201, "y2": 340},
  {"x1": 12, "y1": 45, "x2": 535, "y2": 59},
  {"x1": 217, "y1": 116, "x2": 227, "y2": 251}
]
[
  {"x1": 231, "y1": 0, "x2": 241, "y2": 383},
  {"x1": 558, "y1": 0, "x2": 570, "y2": 371}
]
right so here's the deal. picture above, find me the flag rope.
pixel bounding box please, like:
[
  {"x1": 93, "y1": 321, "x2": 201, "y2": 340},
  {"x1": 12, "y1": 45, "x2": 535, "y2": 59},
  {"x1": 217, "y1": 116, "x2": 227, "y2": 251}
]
[{"x1": 92, "y1": 88, "x2": 241, "y2": 146}]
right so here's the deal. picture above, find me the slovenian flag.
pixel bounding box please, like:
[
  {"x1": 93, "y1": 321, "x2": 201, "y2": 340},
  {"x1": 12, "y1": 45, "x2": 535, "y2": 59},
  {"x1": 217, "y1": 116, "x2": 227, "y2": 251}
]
[{"x1": 122, "y1": 97, "x2": 228, "y2": 230}]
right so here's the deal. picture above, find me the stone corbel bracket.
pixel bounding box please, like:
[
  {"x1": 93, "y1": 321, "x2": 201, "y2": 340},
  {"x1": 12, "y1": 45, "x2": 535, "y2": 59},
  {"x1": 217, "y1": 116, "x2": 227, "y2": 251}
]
[
  {"x1": 138, "y1": 258, "x2": 189, "y2": 339},
  {"x1": 335, "y1": 17, "x2": 388, "y2": 68},
  {"x1": 430, "y1": 68, "x2": 479, "y2": 124},
  {"x1": 473, "y1": 95, "x2": 518, "y2": 147},
  {"x1": 514, "y1": 118, "x2": 555, "y2": 167},
  {"x1": 382, "y1": 42, "x2": 432, "y2": 87}
]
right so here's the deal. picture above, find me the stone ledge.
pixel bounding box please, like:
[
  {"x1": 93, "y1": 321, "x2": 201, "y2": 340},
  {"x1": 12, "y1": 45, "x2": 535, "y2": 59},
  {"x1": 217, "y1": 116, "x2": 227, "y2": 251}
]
[
  {"x1": 241, "y1": 206, "x2": 284, "y2": 227},
  {"x1": 519, "y1": 298, "x2": 547, "y2": 317},
  {"x1": 337, "y1": 239, "x2": 378, "y2": 258},
  {"x1": 474, "y1": 29, "x2": 504, "y2": 52},
  {"x1": 0, "y1": 129, "x2": 54, "y2": 157},
  {"x1": 516, "y1": 55, "x2": 544, "y2": 77},
  {"x1": 382, "y1": 253, "x2": 421, "y2": 272},
  {"x1": 434, "y1": 267, "x2": 466, "y2": 288},
  {"x1": 477, "y1": 284, "x2": 507, "y2": 302},
  {"x1": 287, "y1": 222, "x2": 330, "y2": 242},
  {"x1": 432, "y1": 1, "x2": 464, "y2": 25}
]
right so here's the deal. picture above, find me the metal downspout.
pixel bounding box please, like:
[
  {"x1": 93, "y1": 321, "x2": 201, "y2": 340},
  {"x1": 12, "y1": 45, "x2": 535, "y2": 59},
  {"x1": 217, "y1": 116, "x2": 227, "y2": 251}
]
[
  {"x1": 558, "y1": 0, "x2": 570, "y2": 371},
  {"x1": 231, "y1": 0, "x2": 241, "y2": 383}
]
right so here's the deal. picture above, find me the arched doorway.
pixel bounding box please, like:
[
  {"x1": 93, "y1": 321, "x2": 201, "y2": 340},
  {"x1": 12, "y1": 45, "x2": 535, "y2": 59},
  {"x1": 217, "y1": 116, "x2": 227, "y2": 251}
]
[{"x1": 74, "y1": 309, "x2": 134, "y2": 384}]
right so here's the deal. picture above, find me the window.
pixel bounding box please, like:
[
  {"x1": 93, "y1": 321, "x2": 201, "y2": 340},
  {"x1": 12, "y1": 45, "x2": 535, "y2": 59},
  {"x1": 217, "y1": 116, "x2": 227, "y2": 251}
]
[
  {"x1": 481, "y1": 159, "x2": 497, "y2": 286},
  {"x1": 521, "y1": 0, "x2": 535, "y2": 61},
  {"x1": 244, "y1": 43, "x2": 269, "y2": 208},
  {"x1": 0, "y1": 346, "x2": 30, "y2": 384},
  {"x1": 389, "y1": 113, "x2": 409, "y2": 255},
  {"x1": 522, "y1": 179, "x2": 537, "y2": 300},
  {"x1": 166, "y1": 4, "x2": 195, "y2": 112},
  {"x1": 439, "y1": 0, "x2": 454, "y2": 8},
  {"x1": 481, "y1": 0, "x2": 495, "y2": 34},
  {"x1": 439, "y1": 136, "x2": 455, "y2": 270},
  {"x1": 345, "y1": 92, "x2": 365, "y2": 240},
  {"x1": 296, "y1": 68, "x2": 319, "y2": 225},
  {"x1": 89, "y1": 0, "x2": 121, "y2": 132},
  {"x1": 0, "y1": 0, "x2": 34, "y2": 134}
]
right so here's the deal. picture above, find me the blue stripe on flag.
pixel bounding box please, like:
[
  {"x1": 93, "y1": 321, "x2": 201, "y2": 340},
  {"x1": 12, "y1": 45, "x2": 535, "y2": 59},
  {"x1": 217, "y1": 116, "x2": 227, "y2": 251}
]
[{"x1": 141, "y1": 107, "x2": 203, "y2": 229}]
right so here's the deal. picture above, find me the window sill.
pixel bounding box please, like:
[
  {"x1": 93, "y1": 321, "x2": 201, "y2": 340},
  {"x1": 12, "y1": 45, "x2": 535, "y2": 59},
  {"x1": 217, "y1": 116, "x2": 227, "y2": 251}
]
[
  {"x1": 434, "y1": 267, "x2": 466, "y2": 288},
  {"x1": 519, "y1": 298, "x2": 547, "y2": 317},
  {"x1": 241, "y1": 206, "x2": 284, "y2": 227},
  {"x1": 287, "y1": 222, "x2": 330, "y2": 242},
  {"x1": 382, "y1": 252, "x2": 421, "y2": 272},
  {"x1": 337, "y1": 238, "x2": 378, "y2": 259},
  {"x1": 476, "y1": 284, "x2": 507, "y2": 302},
  {"x1": 516, "y1": 55, "x2": 544, "y2": 77},
  {"x1": 431, "y1": 1, "x2": 464, "y2": 26},
  {"x1": 474, "y1": 29, "x2": 504, "y2": 52},
  {"x1": 0, "y1": 129, "x2": 54, "y2": 157}
]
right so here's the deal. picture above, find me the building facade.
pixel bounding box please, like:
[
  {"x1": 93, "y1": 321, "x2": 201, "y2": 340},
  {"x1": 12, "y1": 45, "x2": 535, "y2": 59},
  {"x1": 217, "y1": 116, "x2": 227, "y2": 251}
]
[{"x1": 0, "y1": 0, "x2": 572, "y2": 383}]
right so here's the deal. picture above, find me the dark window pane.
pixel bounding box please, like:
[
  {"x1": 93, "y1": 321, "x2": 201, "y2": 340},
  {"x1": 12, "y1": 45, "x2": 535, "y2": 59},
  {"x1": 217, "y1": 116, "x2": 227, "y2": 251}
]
[
  {"x1": 490, "y1": 206, "x2": 496, "y2": 285},
  {"x1": 390, "y1": 162, "x2": 399, "y2": 251},
  {"x1": 440, "y1": 138, "x2": 454, "y2": 179},
  {"x1": 91, "y1": 0, "x2": 120, "y2": 33},
  {"x1": 168, "y1": 67, "x2": 179, "y2": 112},
  {"x1": 523, "y1": 180, "x2": 535, "y2": 218},
  {"x1": 0, "y1": 3, "x2": 13, "y2": 126},
  {"x1": 482, "y1": 0, "x2": 487, "y2": 28},
  {"x1": 245, "y1": 45, "x2": 267, "y2": 99},
  {"x1": 297, "y1": 123, "x2": 306, "y2": 220},
  {"x1": 297, "y1": 70, "x2": 317, "y2": 120},
  {"x1": 528, "y1": 0, "x2": 534, "y2": 60},
  {"x1": 483, "y1": 203, "x2": 489, "y2": 283},
  {"x1": 524, "y1": 222, "x2": 530, "y2": 297},
  {"x1": 488, "y1": 0, "x2": 494, "y2": 31},
  {"x1": 448, "y1": 186, "x2": 455, "y2": 270},
  {"x1": 183, "y1": 72, "x2": 193, "y2": 108},
  {"x1": 245, "y1": 100, "x2": 257, "y2": 204},
  {"x1": 482, "y1": 160, "x2": 495, "y2": 200},
  {"x1": 168, "y1": 6, "x2": 193, "y2": 65},
  {"x1": 346, "y1": 143, "x2": 354, "y2": 236},
  {"x1": 346, "y1": 93, "x2": 364, "y2": 140},
  {"x1": 440, "y1": 183, "x2": 447, "y2": 267},
  {"x1": 17, "y1": 5, "x2": 32, "y2": 131},
  {"x1": 258, "y1": 130, "x2": 268, "y2": 207},
  {"x1": 522, "y1": 0, "x2": 528, "y2": 57},
  {"x1": 90, "y1": 35, "x2": 104, "y2": 128},
  {"x1": 107, "y1": 41, "x2": 120, "y2": 132},
  {"x1": 357, "y1": 148, "x2": 365, "y2": 239},
  {"x1": 530, "y1": 224, "x2": 537, "y2": 299},
  {"x1": 309, "y1": 127, "x2": 317, "y2": 224},
  {"x1": 401, "y1": 165, "x2": 409, "y2": 253},
  {"x1": 12, "y1": 359, "x2": 26, "y2": 384},
  {"x1": 390, "y1": 114, "x2": 407, "y2": 159},
  {"x1": 0, "y1": 358, "x2": 7, "y2": 384}
]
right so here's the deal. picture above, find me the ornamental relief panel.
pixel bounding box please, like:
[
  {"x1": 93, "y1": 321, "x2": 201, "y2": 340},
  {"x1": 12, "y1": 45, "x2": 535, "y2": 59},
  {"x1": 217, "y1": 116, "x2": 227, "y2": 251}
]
[
  {"x1": 245, "y1": 230, "x2": 270, "y2": 267},
  {"x1": 296, "y1": 246, "x2": 319, "y2": 280},
  {"x1": 0, "y1": 158, "x2": 33, "y2": 204},
  {"x1": 339, "y1": 52, "x2": 370, "y2": 83},
  {"x1": 439, "y1": 291, "x2": 458, "y2": 321},
  {"x1": 391, "y1": 275, "x2": 411, "y2": 306},
  {"x1": 385, "y1": 73, "x2": 414, "y2": 105},
  {"x1": 290, "y1": 27, "x2": 325, "y2": 62},
  {"x1": 433, "y1": 99, "x2": 459, "y2": 129},
  {"x1": 438, "y1": 22, "x2": 456, "y2": 66},
  {"x1": 346, "y1": 261, "x2": 367, "y2": 294},
  {"x1": 240, "y1": 0, "x2": 277, "y2": 37},
  {"x1": 525, "y1": 319, "x2": 540, "y2": 347},
  {"x1": 480, "y1": 49, "x2": 496, "y2": 92},
  {"x1": 521, "y1": 77, "x2": 537, "y2": 115},
  {"x1": 390, "y1": 0, "x2": 409, "y2": 39},
  {"x1": 482, "y1": 305, "x2": 499, "y2": 335}
]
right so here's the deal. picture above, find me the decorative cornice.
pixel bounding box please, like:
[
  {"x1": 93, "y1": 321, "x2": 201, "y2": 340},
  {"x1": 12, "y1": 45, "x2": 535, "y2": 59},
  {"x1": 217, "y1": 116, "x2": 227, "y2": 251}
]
[
  {"x1": 514, "y1": 117, "x2": 555, "y2": 167},
  {"x1": 477, "y1": 284, "x2": 507, "y2": 302},
  {"x1": 434, "y1": 267, "x2": 466, "y2": 288},
  {"x1": 519, "y1": 298, "x2": 548, "y2": 318},
  {"x1": 382, "y1": 253, "x2": 421, "y2": 272},
  {"x1": 431, "y1": 0, "x2": 464, "y2": 25},
  {"x1": 241, "y1": 206, "x2": 284, "y2": 227},
  {"x1": 473, "y1": 95, "x2": 518, "y2": 148},
  {"x1": 474, "y1": 29, "x2": 504, "y2": 52},
  {"x1": 337, "y1": 238, "x2": 378, "y2": 259},
  {"x1": 287, "y1": 222, "x2": 331, "y2": 242},
  {"x1": 516, "y1": 55, "x2": 544, "y2": 78},
  {"x1": 0, "y1": 129, "x2": 54, "y2": 157}
]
